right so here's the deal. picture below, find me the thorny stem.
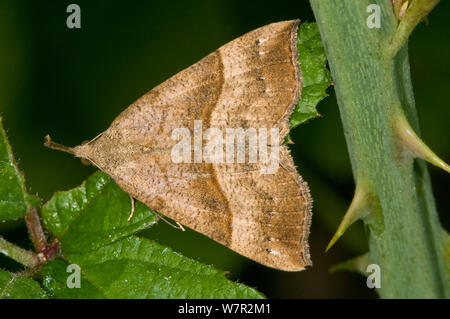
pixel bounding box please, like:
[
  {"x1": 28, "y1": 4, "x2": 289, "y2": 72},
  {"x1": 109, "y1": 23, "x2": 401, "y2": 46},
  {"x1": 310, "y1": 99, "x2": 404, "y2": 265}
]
[{"x1": 310, "y1": 0, "x2": 448, "y2": 297}]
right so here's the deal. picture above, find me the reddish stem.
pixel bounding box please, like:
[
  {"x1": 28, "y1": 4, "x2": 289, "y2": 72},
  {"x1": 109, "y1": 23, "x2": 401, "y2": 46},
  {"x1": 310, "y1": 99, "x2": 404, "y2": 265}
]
[{"x1": 24, "y1": 207, "x2": 59, "y2": 261}]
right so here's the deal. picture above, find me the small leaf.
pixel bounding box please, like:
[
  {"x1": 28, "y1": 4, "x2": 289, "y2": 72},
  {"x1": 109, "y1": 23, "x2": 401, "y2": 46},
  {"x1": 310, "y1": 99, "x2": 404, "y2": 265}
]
[
  {"x1": 64, "y1": 236, "x2": 264, "y2": 299},
  {"x1": 0, "y1": 116, "x2": 33, "y2": 221},
  {"x1": 41, "y1": 259, "x2": 104, "y2": 298},
  {"x1": 41, "y1": 171, "x2": 157, "y2": 253},
  {"x1": 0, "y1": 269, "x2": 47, "y2": 299},
  {"x1": 290, "y1": 22, "x2": 332, "y2": 128}
]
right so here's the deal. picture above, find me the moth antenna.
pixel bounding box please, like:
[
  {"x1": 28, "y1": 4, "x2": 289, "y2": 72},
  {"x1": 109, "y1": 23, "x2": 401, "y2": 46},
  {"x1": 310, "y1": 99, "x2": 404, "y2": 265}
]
[
  {"x1": 86, "y1": 132, "x2": 104, "y2": 145},
  {"x1": 44, "y1": 135, "x2": 76, "y2": 156}
]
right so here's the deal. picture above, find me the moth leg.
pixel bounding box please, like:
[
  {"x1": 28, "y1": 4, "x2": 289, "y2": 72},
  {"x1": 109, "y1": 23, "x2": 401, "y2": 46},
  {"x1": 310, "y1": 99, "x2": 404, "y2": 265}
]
[
  {"x1": 127, "y1": 195, "x2": 135, "y2": 221},
  {"x1": 126, "y1": 197, "x2": 184, "y2": 231},
  {"x1": 175, "y1": 221, "x2": 185, "y2": 232},
  {"x1": 153, "y1": 212, "x2": 185, "y2": 231}
]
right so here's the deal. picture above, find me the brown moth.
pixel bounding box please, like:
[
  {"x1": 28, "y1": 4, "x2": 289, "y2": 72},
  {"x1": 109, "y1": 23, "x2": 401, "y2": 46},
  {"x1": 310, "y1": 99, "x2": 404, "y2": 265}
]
[{"x1": 45, "y1": 20, "x2": 312, "y2": 271}]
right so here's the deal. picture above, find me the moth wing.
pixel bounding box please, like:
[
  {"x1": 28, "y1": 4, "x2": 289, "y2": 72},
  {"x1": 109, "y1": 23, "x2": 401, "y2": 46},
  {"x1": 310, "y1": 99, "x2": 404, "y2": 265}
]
[
  {"x1": 211, "y1": 19, "x2": 311, "y2": 270},
  {"x1": 80, "y1": 20, "x2": 311, "y2": 270}
]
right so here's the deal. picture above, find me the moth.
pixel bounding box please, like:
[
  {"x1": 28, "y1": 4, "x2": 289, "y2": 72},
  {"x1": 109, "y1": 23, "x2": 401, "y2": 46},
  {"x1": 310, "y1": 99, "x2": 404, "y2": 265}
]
[{"x1": 45, "y1": 20, "x2": 312, "y2": 271}]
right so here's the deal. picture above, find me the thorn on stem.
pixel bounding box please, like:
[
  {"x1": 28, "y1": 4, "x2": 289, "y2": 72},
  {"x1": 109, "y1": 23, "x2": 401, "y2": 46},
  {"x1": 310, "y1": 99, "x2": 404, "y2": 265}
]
[
  {"x1": 394, "y1": 114, "x2": 450, "y2": 174},
  {"x1": 398, "y1": 1, "x2": 409, "y2": 19},
  {"x1": 329, "y1": 253, "x2": 370, "y2": 275},
  {"x1": 388, "y1": 0, "x2": 440, "y2": 57},
  {"x1": 326, "y1": 182, "x2": 374, "y2": 252}
]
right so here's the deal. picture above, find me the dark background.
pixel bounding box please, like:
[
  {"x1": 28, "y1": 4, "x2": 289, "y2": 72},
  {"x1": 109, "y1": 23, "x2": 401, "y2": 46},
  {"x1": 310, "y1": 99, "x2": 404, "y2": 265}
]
[{"x1": 0, "y1": 0, "x2": 448, "y2": 298}]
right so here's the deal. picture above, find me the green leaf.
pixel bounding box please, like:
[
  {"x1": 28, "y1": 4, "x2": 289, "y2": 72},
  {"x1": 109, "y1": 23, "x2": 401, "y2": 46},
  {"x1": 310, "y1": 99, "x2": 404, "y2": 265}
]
[
  {"x1": 42, "y1": 259, "x2": 104, "y2": 298},
  {"x1": 0, "y1": 116, "x2": 34, "y2": 221},
  {"x1": 290, "y1": 22, "x2": 332, "y2": 129},
  {"x1": 39, "y1": 171, "x2": 263, "y2": 298},
  {"x1": 63, "y1": 236, "x2": 264, "y2": 299},
  {"x1": 0, "y1": 269, "x2": 47, "y2": 299},
  {"x1": 41, "y1": 171, "x2": 157, "y2": 253}
]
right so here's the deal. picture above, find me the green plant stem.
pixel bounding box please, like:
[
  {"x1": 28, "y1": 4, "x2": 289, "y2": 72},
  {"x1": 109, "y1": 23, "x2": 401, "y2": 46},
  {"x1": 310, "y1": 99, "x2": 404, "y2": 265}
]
[
  {"x1": 0, "y1": 236, "x2": 39, "y2": 268},
  {"x1": 310, "y1": 0, "x2": 448, "y2": 298}
]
